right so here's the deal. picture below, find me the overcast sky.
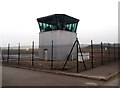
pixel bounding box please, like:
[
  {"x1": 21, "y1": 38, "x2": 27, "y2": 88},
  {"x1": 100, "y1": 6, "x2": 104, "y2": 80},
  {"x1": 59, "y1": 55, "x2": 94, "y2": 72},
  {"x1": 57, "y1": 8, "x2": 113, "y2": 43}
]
[{"x1": 0, "y1": 0, "x2": 119, "y2": 47}]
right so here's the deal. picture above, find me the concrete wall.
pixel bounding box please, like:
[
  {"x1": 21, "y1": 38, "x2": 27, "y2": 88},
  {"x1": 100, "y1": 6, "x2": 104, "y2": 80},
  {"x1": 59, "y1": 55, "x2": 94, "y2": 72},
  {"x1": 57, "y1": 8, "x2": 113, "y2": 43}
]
[
  {"x1": 39, "y1": 30, "x2": 77, "y2": 61},
  {"x1": 39, "y1": 30, "x2": 77, "y2": 45},
  {"x1": 39, "y1": 44, "x2": 77, "y2": 61}
]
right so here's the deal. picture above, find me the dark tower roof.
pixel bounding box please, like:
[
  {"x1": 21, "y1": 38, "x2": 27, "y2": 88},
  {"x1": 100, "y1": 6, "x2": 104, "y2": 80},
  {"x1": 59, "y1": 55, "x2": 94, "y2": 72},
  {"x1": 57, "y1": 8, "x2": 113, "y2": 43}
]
[
  {"x1": 37, "y1": 14, "x2": 79, "y2": 25},
  {"x1": 37, "y1": 14, "x2": 79, "y2": 32}
]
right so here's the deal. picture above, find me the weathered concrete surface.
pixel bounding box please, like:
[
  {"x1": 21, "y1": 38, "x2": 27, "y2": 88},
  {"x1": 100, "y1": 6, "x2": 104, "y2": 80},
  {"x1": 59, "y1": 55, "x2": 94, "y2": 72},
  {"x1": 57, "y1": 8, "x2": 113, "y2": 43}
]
[
  {"x1": 78, "y1": 61, "x2": 119, "y2": 81},
  {"x1": 3, "y1": 60, "x2": 119, "y2": 81},
  {"x1": 2, "y1": 66, "x2": 119, "y2": 86}
]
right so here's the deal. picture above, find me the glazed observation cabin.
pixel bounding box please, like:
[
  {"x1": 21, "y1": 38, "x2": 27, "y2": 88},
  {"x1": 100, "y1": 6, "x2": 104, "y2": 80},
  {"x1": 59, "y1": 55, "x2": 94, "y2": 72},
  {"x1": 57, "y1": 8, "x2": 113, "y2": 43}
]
[{"x1": 37, "y1": 14, "x2": 79, "y2": 33}]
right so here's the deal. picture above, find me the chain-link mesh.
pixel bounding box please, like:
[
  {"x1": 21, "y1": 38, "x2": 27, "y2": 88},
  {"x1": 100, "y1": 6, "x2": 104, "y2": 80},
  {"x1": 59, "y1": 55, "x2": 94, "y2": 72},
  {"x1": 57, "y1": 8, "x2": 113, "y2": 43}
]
[{"x1": 2, "y1": 42, "x2": 119, "y2": 73}]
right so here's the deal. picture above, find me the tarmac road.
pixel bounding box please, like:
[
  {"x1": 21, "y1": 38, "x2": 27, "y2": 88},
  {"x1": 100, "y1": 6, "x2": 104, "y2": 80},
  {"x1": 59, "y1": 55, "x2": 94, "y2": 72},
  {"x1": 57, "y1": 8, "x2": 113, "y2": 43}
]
[{"x1": 2, "y1": 66, "x2": 119, "y2": 86}]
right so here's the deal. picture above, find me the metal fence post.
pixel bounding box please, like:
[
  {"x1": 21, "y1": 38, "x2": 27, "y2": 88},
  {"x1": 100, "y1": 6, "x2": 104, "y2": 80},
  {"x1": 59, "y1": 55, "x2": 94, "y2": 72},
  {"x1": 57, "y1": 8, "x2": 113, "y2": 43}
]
[
  {"x1": 51, "y1": 40, "x2": 53, "y2": 69},
  {"x1": 62, "y1": 39, "x2": 77, "y2": 71},
  {"x1": 91, "y1": 40, "x2": 93, "y2": 68},
  {"x1": 118, "y1": 44, "x2": 120, "y2": 61},
  {"x1": 2, "y1": 53, "x2": 4, "y2": 61},
  {"x1": 18, "y1": 43, "x2": 20, "y2": 64},
  {"x1": 101, "y1": 42, "x2": 103, "y2": 65},
  {"x1": 76, "y1": 38, "x2": 79, "y2": 73},
  {"x1": 108, "y1": 43, "x2": 110, "y2": 63},
  {"x1": 78, "y1": 41, "x2": 86, "y2": 70},
  {"x1": 7, "y1": 44, "x2": 10, "y2": 63},
  {"x1": 32, "y1": 41, "x2": 34, "y2": 66},
  {"x1": 1, "y1": 48, "x2": 4, "y2": 61},
  {"x1": 114, "y1": 43, "x2": 115, "y2": 61}
]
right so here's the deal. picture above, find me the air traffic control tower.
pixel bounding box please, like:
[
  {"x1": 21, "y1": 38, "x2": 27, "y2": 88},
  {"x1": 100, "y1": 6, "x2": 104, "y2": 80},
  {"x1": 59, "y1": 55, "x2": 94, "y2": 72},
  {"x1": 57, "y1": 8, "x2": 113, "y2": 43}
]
[{"x1": 37, "y1": 14, "x2": 79, "y2": 61}]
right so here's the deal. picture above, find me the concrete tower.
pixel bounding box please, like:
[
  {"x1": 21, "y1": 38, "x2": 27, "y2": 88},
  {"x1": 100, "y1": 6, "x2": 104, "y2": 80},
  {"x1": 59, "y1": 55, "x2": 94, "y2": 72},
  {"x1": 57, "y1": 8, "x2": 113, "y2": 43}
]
[{"x1": 37, "y1": 14, "x2": 79, "y2": 61}]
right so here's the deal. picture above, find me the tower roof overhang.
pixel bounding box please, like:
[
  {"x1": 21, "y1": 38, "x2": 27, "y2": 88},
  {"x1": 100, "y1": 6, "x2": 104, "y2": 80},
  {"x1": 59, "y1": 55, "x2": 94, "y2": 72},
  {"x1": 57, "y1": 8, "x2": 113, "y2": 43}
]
[{"x1": 37, "y1": 14, "x2": 79, "y2": 25}]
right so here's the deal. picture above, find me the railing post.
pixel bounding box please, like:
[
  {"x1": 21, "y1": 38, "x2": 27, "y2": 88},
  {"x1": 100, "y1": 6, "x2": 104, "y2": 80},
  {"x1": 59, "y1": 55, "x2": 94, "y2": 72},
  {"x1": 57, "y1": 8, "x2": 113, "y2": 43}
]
[
  {"x1": 76, "y1": 38, "x2": 79, "y2": 73},
  {"x1": 7, "y1": 44, "x2": 10, "y2": 63},
  {"x1": 101, "y1": 42, "x2": 103, "y2": 65},
  {"x1": 18, "y1": 43, "x2": 20, "y2": 64},
  {"x1": 32, "y1": 41, "x2": 34, "y2": 66},
  {"x1": 91, "y1": 40, "x2": 93, "y2": 68},
  {"x1": 51, "y1": 40, "x2": 53, "y2": 69}
]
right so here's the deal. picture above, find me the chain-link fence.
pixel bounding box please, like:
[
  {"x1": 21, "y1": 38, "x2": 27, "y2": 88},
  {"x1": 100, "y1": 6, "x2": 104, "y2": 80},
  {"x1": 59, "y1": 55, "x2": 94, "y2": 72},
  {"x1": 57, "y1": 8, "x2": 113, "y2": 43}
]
[{"x1": 2, "y1": 41, "x2": 119, "y2": 73}]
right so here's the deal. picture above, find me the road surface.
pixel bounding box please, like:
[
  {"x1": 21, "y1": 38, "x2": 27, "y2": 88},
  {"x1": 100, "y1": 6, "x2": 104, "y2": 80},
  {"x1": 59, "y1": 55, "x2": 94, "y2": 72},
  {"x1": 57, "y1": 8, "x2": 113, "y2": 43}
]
[{"x1": 2, "y1": 66, "x2": 119, "y2": 86}]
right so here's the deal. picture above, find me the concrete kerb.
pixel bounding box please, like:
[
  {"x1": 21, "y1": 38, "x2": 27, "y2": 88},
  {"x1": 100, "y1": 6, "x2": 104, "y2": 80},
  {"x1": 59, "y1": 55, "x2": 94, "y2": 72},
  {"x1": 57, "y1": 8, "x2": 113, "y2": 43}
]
[
  {"x1": 105, "y1": 72, "x2": 120, "y2": 81},
  {"x1": 2, "y1": 64, "x2": 119, "y2": 81}
]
